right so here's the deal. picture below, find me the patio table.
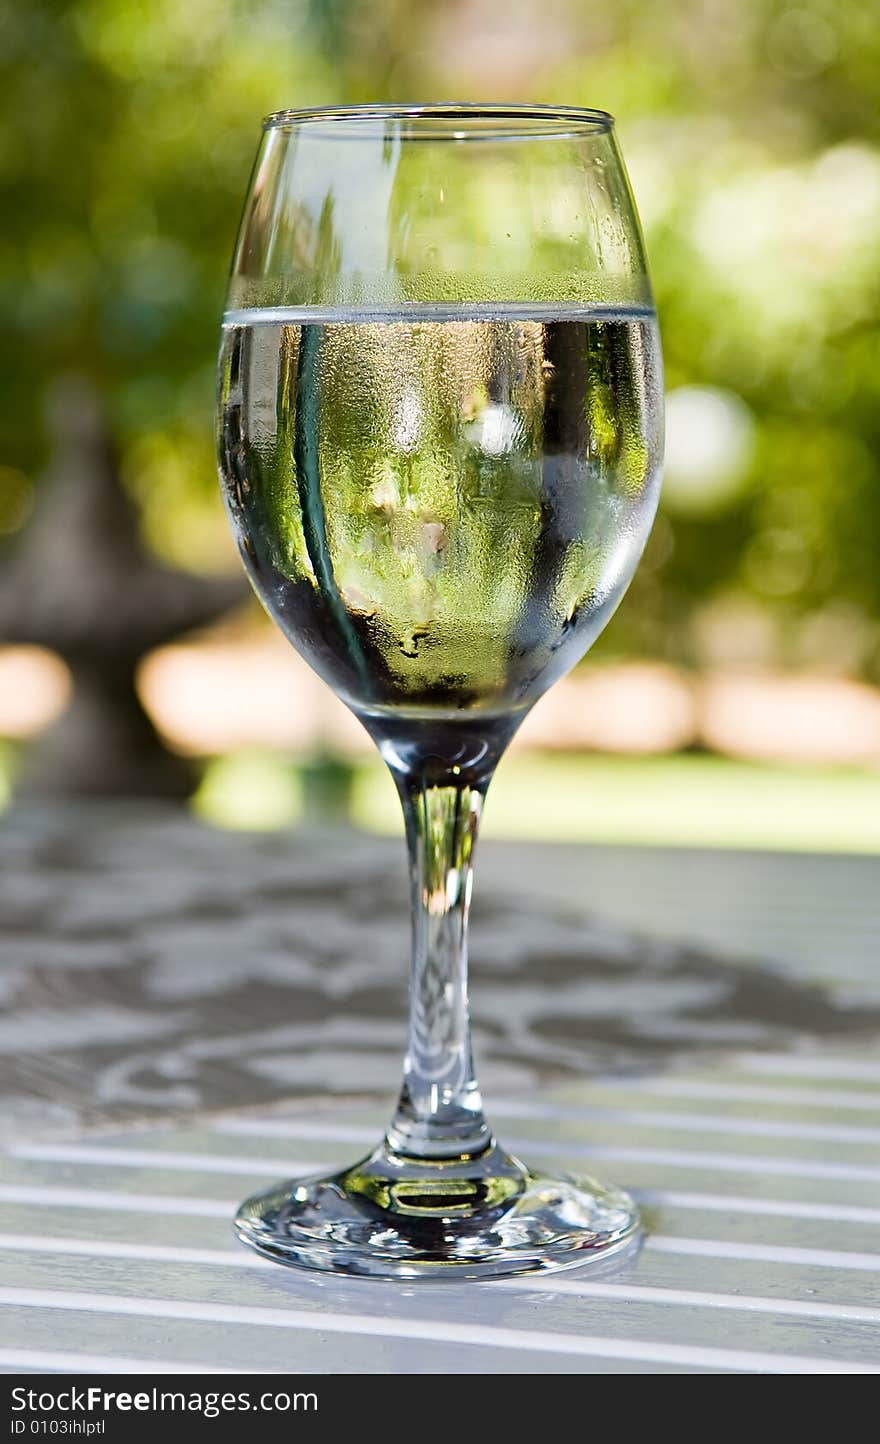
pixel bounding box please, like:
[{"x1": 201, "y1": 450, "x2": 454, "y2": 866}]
[{"x1": 1, "y1": 803, "x2": 878, "y2": 1374}]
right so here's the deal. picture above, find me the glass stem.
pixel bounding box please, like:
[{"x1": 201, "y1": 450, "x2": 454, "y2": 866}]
[{"x1": 385, "y1": 773, "x2": 492, "y2": 1162}]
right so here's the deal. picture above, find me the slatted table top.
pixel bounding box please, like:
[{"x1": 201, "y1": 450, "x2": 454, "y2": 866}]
[
  {"x1": 2, "y1": 1054, "x2": 880, "y2": 1375},
  {"x1": 1, "y1": 804, "x2": 878, "y2": 1373}
]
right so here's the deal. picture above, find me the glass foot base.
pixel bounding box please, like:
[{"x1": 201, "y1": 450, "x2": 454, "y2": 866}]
[{"x1": 234, "y1": 1141, "x2": 640, "y2": 1280}]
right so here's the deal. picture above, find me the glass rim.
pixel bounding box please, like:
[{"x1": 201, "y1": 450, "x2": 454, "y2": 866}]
[{"x1": 261, "y1": 102, "x2": 615, "y2": 138}]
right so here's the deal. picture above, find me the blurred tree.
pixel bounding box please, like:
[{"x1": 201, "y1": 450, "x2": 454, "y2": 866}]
[
  {"x1": 0, "y1": 0, "x2": 336, "y2": 571},
  {"x1": 0, "y1": 377, "x2": 244, "y2": 794},
  {"x1": 2, "y1": 0, "x2": 879, "y2": 680}
]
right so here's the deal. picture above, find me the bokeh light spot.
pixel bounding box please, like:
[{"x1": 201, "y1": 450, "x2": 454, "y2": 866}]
[{"x1": 663, "y1": 386, "x2": 755, "y2": 516}]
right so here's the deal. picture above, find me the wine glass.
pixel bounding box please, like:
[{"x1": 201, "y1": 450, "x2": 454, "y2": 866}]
[{"x1": 217, "y1": 103, "x2": 663, "y2": 1279}]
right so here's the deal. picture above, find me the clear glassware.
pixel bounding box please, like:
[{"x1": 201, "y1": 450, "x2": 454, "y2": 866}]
[{"x1": 217, "y1": 103, "x2": 663, "y2": 1279}]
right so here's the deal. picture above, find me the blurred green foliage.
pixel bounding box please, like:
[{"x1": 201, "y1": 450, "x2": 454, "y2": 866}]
[{"x1": 2, "y1": 0, "x2": 880, "y2": 671}]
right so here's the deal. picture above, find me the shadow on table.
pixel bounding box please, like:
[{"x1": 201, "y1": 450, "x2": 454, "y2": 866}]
[{"x1": 1, "y1": 804, "x2": 878, "y2": 1137}]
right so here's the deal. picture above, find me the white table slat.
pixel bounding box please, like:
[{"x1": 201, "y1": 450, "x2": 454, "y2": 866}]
[{"x1": 2, "y1": 1048, "x2": 879, "y2": 1374}]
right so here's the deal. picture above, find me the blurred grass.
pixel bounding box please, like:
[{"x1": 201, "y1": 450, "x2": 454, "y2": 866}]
[
  {"x1": 191, "y1": 749, "x2": 880, "y2": 853},
  {"x1": 0, "y1": 743, "x2": 14, "y2": 812},
  {"x1": 192, "y1": 748, "x2": 302, "y2": 830},
  {"x1": 353, "y1": 754, "x2": 880, "y2": 853},
  {"x1": 5, "y1": 738, "x2": 878, "y2": 850}
]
